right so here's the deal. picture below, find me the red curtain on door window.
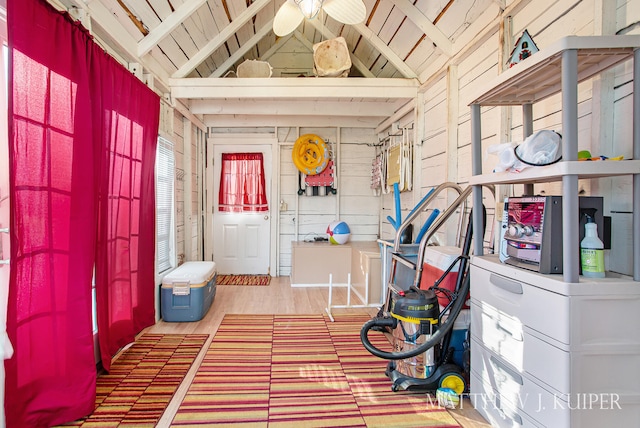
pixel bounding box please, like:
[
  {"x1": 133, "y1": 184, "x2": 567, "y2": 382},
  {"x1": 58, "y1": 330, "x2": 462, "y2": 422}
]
[
  {"x1": 219, "y1": 153, "x2": 269, "y2": 212},
  {"x1": 6, "y1": 0, "x2": 98, "y2": 426},
  {"x1": 6, "y1": 0, "x2": 159, "y2": 426}
]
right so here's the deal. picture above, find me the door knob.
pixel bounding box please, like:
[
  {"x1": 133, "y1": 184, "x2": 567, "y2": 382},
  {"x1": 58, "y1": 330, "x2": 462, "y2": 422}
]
[{"x1": 264, "y1": 215, "x2": 269, "y2": 220}]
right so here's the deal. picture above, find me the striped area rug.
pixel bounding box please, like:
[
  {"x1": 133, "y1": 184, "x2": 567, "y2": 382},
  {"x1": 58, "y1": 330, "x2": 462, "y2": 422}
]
[
  {"x1": 59, "y1": 334, "x2": 208, "y2": 427},
  {"x1": 217, "y1": 274, "x2": 271, "y2": 286},
  {"x1": 171, "y1": 314, "x2": 461, "y2": 427}
]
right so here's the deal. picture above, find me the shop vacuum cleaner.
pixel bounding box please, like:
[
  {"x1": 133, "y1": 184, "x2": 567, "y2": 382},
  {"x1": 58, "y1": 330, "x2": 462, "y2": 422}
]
[{"x1": 360, "y1": 208, "x2": 480, "y2": 395}]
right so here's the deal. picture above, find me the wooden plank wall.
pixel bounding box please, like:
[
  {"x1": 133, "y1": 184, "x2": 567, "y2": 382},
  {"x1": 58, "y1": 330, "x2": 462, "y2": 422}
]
[
  {"x1": 390, "y1": 0, "x2": 640, "y2": 275},
  {"x1": 173, "y1": 0, "x2": 639, "y2": 277},
  {"x1": 264, "y1": 37, "x2": 314, "y2": 77},
  {"x1": 165, "y1": 107, "x2": 204, "y2": 268},
  {"x1": 277, "y1": 127, "x2": 379, "y2": 276}
]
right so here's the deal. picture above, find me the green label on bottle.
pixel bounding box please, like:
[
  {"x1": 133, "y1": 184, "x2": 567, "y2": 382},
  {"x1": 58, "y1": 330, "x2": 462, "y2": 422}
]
[{"x1": 581, "y1": 248, "x2": 605, "y2": 273}]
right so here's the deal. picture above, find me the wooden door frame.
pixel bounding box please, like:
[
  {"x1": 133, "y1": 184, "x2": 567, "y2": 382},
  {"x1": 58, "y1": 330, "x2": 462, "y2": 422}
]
[{"x1": 205, "y1": 134, "x2": 278, "y2": 276}]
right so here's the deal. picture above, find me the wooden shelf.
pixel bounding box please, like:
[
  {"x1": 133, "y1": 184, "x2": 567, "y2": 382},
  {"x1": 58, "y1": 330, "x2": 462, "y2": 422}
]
[
  {"x1": 469, "y1": 159, "x2": 640, "y2": 185},
  {"x1": 468, "y1": 35, "x2": 640, "y2": 106}
]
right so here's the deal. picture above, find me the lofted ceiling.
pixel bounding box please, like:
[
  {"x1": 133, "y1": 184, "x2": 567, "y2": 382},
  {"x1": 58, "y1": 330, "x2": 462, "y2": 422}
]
[{"x1": 55, "y1": 0, "x2": 500, "y2": 127}]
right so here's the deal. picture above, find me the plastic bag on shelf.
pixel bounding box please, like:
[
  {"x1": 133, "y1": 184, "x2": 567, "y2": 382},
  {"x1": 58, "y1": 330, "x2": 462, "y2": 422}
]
[
  {"x1": 486, "y1": 141, "x2": 519, "y2": 172},
  {"x1": 487, "y1": 130, "x2": 562, "y2": 173}
]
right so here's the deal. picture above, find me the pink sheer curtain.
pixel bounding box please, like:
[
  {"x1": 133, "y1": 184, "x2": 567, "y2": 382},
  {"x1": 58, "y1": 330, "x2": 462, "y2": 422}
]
[
  {"x1": 6, "y1": 0, "x2": 97, "y2": 426},
  {"x1": 6, "y1": 0, "x2": 159, "y2": 425},
  {"x1": 93, "y1": 54, "x2": 159, "y2": 371},
  {"x1": 218, "y1": 153, "x2": 269, "y2": 212}
]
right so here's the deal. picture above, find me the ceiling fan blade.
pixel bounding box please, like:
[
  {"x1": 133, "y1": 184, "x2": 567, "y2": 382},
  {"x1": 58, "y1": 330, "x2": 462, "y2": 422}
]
[
  {"x1": 273, "y1": 1, "x2": 305, "y2": 36},
  {"x1": 322, "y1": 0, "x2": 366, "y2": 25}
]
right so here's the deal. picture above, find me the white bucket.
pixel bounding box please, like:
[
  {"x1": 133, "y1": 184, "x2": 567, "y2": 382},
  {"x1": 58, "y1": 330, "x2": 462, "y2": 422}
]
[
  {"x1": 313, "y1": 37, "x2": 351, "y2": 77},
  {"x1": 237, "y1": 59, "x2": 273, "y2": 78}
]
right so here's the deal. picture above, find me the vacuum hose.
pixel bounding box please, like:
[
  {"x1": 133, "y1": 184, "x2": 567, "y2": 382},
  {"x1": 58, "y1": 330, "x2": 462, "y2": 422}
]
[{"x1": 360, "y1": 272, "x2": 470, "y2": 361}]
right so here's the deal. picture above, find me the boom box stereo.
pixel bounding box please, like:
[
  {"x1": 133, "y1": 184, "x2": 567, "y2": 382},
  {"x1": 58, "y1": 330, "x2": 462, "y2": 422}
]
[{"x1": 503, "y1": 195, "x2": 603, "y2": 274}]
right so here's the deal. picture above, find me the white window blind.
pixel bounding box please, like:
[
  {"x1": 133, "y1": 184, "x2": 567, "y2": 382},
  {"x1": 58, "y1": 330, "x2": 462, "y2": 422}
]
[{"x1": 156, "y1": 137, "x2": 175, "y2": 273}]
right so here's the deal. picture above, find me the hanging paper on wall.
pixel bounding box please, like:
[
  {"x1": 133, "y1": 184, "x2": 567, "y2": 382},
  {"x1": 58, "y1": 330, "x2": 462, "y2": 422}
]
[{"x1": 386, "y1": 144, "x2": 401, "y2": 191}]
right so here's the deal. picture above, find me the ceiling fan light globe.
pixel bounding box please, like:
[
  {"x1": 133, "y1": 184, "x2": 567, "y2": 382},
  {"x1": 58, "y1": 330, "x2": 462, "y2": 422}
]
[{"x1": 295, "y1": 0, "x2": 323, "y2": 19}]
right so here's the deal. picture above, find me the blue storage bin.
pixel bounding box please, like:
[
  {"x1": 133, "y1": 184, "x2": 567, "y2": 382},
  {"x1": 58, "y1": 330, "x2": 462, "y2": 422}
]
[{"x1": 161, "y1": 261, "x2": 217, "y2": 322}]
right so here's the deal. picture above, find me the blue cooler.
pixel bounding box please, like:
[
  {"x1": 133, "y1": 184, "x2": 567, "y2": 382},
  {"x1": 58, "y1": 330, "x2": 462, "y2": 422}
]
[{"x1": 161, "y1": 261, "x2": 217, "y2": 322}]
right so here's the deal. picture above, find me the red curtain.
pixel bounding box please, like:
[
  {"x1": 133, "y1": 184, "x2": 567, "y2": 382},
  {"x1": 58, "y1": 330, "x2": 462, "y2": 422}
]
[
  {"x1": 5, "y1": 0, "x2": 159, "y2": 426},
  {"x1": 6, "y1": 1, "x2": 97, "y2": 426},
  {"x1": 218, "y1": 153, "x2": 269, "y2": 212},
  {"x1": 93, "y1": 54, "x2": 159, "y2": 371}
]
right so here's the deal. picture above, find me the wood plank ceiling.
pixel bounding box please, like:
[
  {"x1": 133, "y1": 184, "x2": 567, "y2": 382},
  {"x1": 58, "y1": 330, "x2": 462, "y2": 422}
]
[{"x1": 56, "y1": 0, "x2": 498, "y2": 127}]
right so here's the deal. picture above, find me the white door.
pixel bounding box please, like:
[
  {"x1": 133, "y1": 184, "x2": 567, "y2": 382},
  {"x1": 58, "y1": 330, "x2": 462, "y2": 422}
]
[{"x1": 212, "y1": 144, "x2": 272, "y2": 275}]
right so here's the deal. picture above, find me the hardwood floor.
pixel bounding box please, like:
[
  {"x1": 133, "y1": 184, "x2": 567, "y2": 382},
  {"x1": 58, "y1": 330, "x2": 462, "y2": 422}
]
[{"x1": 145, "y1": 276, "x2": 492, "y2": 427}]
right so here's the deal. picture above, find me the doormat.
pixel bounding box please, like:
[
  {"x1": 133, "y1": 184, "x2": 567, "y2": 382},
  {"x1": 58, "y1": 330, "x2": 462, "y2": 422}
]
[
  {"x1": 217, "y1": 274, "x2": 271, "y2": 286},
  {"x1": 57, "y1": 333, "x2": 208, "y2": 427},
  {"x1": 171, "y1": 314, "x2": 461, "y2": 427}
]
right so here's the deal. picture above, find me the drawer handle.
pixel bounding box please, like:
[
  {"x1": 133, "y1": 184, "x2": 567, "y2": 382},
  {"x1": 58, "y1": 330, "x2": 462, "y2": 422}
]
[
  {"x1": 494, "y1": 397, "x2": 523, "y2": 426},
  {"x1": 490, "y1": 355, "x2": 523, "y2": 385},
  {"x1": 496, "y1": 322, "x2": 523, "y2": 341},
  {"x1": 489, "y1": 273, "x2": 523, "y2": 294},
  {"x1": 512, "y1": 413, "x2": 523, "y2": 425}
]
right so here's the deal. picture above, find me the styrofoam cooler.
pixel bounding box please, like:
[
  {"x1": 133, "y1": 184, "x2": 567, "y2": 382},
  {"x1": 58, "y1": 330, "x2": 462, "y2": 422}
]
[
  {"x1": 419, "y1": 245, "x2": 469, "y2": 308},
  {"x1": 161, "y1": 261, "x2": 216, "y2": 322}
]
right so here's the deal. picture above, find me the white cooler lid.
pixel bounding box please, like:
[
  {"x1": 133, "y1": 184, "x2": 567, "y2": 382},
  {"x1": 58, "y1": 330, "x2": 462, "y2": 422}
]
[
  {"x1": 423, "y1": 245, "x2": 462, "y2": 272},
  {"x1": 162, "y1": 261, "x2": 216, "y2": 285}
]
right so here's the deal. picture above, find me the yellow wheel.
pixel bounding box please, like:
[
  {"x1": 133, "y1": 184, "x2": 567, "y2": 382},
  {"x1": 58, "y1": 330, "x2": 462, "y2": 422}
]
[
  {"x1": 292, "y1": 134, "x2": 329, "y2": 175},
  {"x1": 439, "y1": 373, "x2": 466, "y2": 395}
]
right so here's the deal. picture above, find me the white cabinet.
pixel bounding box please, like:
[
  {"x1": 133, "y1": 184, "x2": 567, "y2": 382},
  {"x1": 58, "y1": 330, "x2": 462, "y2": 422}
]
[
  {"x1": 470, "y1": 256, "x2": 640, "y2": 427},
  {"x1": 468, "y1": 36, "x2": 640, "y2": 427}
]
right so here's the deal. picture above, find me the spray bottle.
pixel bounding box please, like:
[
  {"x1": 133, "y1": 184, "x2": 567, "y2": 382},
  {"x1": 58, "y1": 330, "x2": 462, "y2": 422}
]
[{"x1": 580, "y1": 209, "x2": 605, "y2": 278}]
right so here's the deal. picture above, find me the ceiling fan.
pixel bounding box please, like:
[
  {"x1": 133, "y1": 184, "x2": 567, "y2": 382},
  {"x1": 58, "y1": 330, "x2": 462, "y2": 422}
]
[{"x1": 273, "y1": 0, "x2": 367, "y2": 37}]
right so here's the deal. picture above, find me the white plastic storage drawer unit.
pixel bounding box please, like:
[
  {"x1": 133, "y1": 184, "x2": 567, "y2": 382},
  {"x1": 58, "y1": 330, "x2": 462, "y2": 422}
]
[
  {"x1": 161, "y1": 261, "x2": 217, "y2": 322},
  {"x1": 470, "y1": 256, "x2": 640, "y2": 428}
]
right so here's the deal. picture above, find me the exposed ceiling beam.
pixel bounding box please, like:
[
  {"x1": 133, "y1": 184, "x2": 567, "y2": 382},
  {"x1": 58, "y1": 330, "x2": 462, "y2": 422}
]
[
  {"x1": 137, "y1": 0, "x2": 207, "y2": 57},
  {"x1": 292, "y1": 30, "x2": 313, "y2": 50},
  {"x1": 389, "y1": 0, "x2": 453, "y2": 56},
  {"x1": 306, "y1": 20, "x2": 375, "y2": 78},
  {"x1": 54, "y1": 0, "x2": 207, "y2": 131},
  {"x1": 172, "y1": 0, "x2": 271, "y2": 78},
  {"x1": 60, "y1": 0, "x2": 138, "y2": 63},
  {"x1": 418, "y1": 0, "x2": 527, "y2": 85},
  {"x1": 170, "y1": 77, "x2": 419, "y2": 99},
  {"x1": 189, "y1": 99, "x2": 401, "y2": 116},
  {"x1": 58, "y1": 0, "x2": 171, "y2": 89},
  {"x1": 210, "y1": 18, "x2": 274, "y2": 77},
  {"x1": 204, "y1": 114, "x2": 382, "y2": 128},
  {"x1": 352, "y1": 22, "x2": 417, "y2": 78}
]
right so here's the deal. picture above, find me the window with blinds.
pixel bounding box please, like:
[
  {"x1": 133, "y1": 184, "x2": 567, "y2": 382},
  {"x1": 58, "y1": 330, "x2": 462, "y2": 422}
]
[{"x1": 156, "y1": 137, "x2": 175, "y2": 273}]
